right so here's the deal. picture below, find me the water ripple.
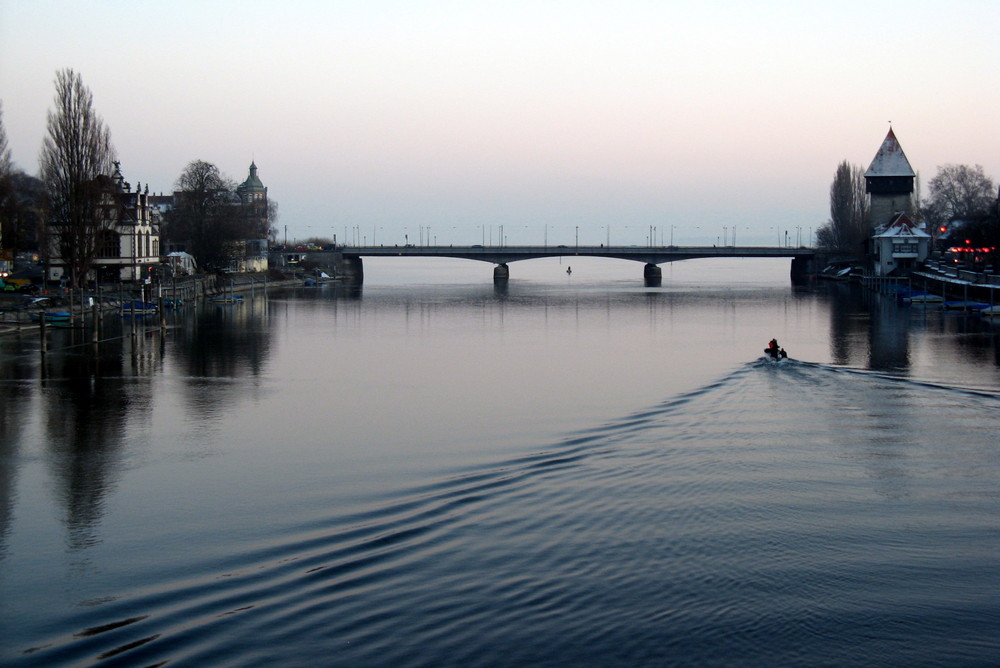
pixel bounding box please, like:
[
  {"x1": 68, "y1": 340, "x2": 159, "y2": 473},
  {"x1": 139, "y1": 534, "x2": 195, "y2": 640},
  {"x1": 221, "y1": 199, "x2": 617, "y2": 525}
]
[{"x1": 10, "y1": 363, "x2": 1000, "y2": 666}]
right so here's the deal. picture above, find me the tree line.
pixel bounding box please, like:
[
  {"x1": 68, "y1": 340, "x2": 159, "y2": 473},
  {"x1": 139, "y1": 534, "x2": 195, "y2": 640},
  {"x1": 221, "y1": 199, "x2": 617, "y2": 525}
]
[
  {"x1": 0, "y1": 69, "x2": 276, "y2": 288},
  {"x1": 817, "y1": 159, "x2": 998, "y2": 255}
]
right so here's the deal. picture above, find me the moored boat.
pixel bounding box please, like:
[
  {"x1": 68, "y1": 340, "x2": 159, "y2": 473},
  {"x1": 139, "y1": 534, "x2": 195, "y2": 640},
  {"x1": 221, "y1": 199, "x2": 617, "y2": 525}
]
[
  {"x1": 943, "y1": 300, "x2": 990, "y2": 311},
  {"x1": 30, "y1": 311, "x2": 71, "y2": 322},
  {"x1": 120, "y1": 300, "x2": 158, "y2": 315},
  {"x1": 905, "y1": 293, "x2": 944, "y2": 304}
]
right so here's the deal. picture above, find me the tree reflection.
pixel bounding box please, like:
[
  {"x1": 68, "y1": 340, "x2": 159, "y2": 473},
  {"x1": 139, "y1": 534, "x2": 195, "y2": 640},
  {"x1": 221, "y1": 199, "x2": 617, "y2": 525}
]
[
  {"x1": 40, "y1": 324, "x2": 155, "y2": 551},
  {"x1": 168, "y1": 296, "x2": 274, "y2": 420},
  {"x1": 0, "y1": 342, "x2": 39, "y2": 561}
]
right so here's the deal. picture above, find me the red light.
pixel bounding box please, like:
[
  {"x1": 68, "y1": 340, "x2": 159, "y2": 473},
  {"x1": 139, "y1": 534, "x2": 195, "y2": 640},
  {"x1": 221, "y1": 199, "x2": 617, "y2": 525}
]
[{"x1": 966, "y1": 239, "x2": 972, "y2": 245}]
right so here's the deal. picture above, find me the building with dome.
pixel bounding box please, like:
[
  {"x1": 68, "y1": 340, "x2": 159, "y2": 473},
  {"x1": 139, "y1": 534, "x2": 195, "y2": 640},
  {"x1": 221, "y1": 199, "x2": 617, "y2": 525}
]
[
  {"x1": 236, "y1": 161, "x2": 269, "y2": 239},
  {"x1": 227, "y1": 162, "x2": 270, "y2": 272}
]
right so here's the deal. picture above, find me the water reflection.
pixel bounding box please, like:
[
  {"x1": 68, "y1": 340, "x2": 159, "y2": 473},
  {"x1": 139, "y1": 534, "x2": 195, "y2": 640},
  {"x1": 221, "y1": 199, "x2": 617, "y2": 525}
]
[
  {"x1": 39, "y1": 324, "x2": 157, "y2": 551},
  {"x1": 867, "y1": 291, "x2": 912, "y2": 370},
  {"x1": 3, "y1": 267, "x2": 1000, "y2": 667},
  {"x1": 1, "y1": 278, "x2": 999, "y2": 558},
  {"x1": 166, "y1": 297, "x2": 276, "y2": 429}
]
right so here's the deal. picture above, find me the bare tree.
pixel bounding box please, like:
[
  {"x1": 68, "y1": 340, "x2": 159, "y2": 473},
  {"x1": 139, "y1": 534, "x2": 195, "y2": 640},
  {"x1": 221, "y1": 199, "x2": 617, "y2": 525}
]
[
  {"x1": 816, "y1": 161, "x2": 869, "y2": 251},
  {"x1": 265, "y1": 199, "x2": 278, "y2": 243},
  {"x1": 165, "y1": 160, "x2": 242, "y2": 269},
  {"x1": 1, "y1": 104, "x2": 48, "y2": 257},
  {"x1": 38, "y1": 69, "x2": 117, "y2": 288},
  {"x1": 4, "y1": 173, "x2": 48, "y2": 254},
  {"x1": 922, "y1": 164, "x2": 995, "y2": 233},
  {"x1": 0, "y1": 101, "x2": 11, "y2": 177},
  {"x1": 0, "y1": 101, "x2": 12, "y2": 254}
]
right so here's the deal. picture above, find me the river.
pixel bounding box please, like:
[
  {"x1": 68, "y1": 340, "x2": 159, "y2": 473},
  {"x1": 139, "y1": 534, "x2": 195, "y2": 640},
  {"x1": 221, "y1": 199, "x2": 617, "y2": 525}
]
[{"x1": 1, "y1": 257, "x2": 999, "y2": 666}]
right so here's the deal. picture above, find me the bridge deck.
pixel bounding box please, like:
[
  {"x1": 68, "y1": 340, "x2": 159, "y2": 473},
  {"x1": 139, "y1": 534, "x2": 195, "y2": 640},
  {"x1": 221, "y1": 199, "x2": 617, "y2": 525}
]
[{"x1": 338, "y1": 245, "x2": 815, "y2": 265}]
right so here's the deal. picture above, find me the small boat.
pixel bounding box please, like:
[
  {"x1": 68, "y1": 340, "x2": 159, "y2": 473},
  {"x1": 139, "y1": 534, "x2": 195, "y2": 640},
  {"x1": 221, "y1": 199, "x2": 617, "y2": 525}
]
[
  {"x1": 30, "y1": 311, "x2": 71, "y2": 322},
  {"x1": 905, "y1": 293, "x2": 943, "y2": 304},
  {"x1": 943, "y1": 300, "x2": 990, "y2": 311},
  {"x1": 979, "y1": 306, "x2": 1000, "y2": 317},
  {"x1": 120, "y1": 300, "x2": 158, "y2": 315},
  {"x1": 763, "y1": 340, "x2": 788, "y2": 362}
]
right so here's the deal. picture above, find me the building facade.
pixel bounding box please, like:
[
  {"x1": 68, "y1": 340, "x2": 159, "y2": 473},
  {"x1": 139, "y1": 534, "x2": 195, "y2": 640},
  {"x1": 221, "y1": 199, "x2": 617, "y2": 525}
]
[
  {"x1": 228, "y1": 162, "x2": 270, "y2": 272},
  {"x1": 871, "y1": 213, "x2": 931, "y2": 276},
  {"x1": 47, "y1": 162, "x2": 161, "y2": 283},
  {"x1": 236, "y1": 161, "x2": 268, "y2": 239}
]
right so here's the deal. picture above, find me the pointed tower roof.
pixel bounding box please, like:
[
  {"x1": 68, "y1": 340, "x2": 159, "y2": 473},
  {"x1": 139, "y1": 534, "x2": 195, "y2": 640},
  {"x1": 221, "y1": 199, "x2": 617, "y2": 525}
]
[
  {"x1": 237, "y1": 161, "x2": 266, "y2": 192},
  {"x1": 865, "y1": 128, "x2": 915, "y2": 178}
]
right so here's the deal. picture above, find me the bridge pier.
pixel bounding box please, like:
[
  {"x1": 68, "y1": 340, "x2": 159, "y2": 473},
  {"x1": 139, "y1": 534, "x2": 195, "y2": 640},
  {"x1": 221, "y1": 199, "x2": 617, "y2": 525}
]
[
  {"x1": 643, "y1": 263, "x2": 662, "y2": 286},
  {"x1": 341, "y1": 255, "x2": 364, "y2": 282},
  {"x1": 493, "y1": 263, "x2": 509, "y2": 281}
]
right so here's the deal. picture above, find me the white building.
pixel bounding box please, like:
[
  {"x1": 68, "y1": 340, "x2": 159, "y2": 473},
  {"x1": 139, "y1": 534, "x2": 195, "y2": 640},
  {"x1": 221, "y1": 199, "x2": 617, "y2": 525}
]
[
  {"x1": 47, "y1": 162, "x2": 161, "y2": 283},
  {"x1": 871, "y1": 213, "x2": 931, "y2": 276}
]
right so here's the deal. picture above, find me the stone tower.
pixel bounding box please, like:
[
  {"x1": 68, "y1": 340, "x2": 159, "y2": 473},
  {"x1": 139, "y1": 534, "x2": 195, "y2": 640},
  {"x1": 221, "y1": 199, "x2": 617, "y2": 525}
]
[
  {"x1": 236, "y1": 162, "x2": 269, "y2": 239},
  {"x1": 864, "y1": 128, "x2": 915, "y2": 229}
]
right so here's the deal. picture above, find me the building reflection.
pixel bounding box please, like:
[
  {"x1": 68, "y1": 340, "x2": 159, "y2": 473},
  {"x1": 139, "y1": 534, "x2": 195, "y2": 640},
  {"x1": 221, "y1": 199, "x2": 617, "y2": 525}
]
[
  {"x1": 39, "y1": 324, "x2": 156, "y2": 551},
  {"x1": 866, "y1": 291, "x2": 911, "y2": 370},
  {"x1": 167, "y1": 295, "x2": 275, "y2": 420},
  {"x1": 1, "y1": 295, "x2": 279, "y2": 555},
  {"x1": 825, "y1": 283, "x2": 910, "y2": 370},
  {"x1": 0, "y1": 343, "x2": 39, "y2": 560},
  {"x1": 825, "y1": 281, "x2": 1000, "y2": 372}
]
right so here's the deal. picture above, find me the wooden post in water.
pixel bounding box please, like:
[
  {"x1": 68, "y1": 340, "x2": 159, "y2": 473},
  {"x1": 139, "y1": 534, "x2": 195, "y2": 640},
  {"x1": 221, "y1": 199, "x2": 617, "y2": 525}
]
[
  {"x1": 91, "y1": 302, "x2": 100, "y2": 344},
  {"x1": 159, "y1": 296, "x2": 166, "y2": 331},
  {"x1": 39, "y1": 311, "x2": 47, "y2": 355}
]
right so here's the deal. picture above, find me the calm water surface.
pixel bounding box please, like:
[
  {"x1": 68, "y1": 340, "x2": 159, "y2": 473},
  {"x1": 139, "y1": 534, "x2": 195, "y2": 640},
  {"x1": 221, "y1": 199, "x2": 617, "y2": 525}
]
[{"x1": 1, "y1": 257, "x2": 999, "y2": 666}]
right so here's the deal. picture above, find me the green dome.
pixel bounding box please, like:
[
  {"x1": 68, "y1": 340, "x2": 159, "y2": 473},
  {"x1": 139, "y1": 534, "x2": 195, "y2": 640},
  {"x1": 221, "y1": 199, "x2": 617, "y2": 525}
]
[{"x1": 237, "y1": 162, "x2": 266, "y2": 192}]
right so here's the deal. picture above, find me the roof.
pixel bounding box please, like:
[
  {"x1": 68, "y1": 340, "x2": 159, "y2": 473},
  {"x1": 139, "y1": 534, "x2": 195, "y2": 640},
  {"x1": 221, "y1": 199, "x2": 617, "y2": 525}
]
[
  {"x1": 873, "y1": 213, "x2": 930, "y2": 238},
  {"x1": 237, "y1": 162, "x2": 266, "y2": 192},
  {"x1": 865, "y1": 128, "x2": 915, "y2": 178}
]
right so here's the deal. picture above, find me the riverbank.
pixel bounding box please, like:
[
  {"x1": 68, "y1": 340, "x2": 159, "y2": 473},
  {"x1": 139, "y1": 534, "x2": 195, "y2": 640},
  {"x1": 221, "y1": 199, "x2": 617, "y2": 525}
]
[
  {"x1": 0, "y1": 271, "x2": 304, "y2": 336},
  {"x1": 860, "y1": 258, "x2": 1000, "y2": 309}
]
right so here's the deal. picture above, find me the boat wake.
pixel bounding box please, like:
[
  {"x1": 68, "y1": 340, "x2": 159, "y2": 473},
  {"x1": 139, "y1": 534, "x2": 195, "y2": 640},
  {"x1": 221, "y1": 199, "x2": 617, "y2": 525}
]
[{"x1": 9, "y1": 359, "x2": 1000, "y2": 667}]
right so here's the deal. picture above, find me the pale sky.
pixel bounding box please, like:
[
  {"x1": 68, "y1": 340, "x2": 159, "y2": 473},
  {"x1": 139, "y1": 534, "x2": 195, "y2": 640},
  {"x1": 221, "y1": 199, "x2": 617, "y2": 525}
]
[{"x1": 2, "y1": 0, "x2": 998, "y2": 246}]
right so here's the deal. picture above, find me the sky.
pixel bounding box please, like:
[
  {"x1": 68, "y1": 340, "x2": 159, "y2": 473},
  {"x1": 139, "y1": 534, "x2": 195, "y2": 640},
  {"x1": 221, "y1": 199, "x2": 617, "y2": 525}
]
[{"x1": 2, "y1": 0, "x2": 999, "y2": 247}]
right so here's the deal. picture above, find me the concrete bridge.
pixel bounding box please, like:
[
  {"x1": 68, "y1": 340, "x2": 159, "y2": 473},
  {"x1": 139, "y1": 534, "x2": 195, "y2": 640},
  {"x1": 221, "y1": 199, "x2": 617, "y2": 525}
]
[{"x1": 336, "y1": 244, "x2": 819, "y2": 282}]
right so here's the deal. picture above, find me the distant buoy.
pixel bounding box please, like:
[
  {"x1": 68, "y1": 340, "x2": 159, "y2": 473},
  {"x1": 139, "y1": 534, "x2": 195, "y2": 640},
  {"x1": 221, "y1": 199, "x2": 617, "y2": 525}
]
[{"x1": 566, "y1": 267, "x2": 572, "y2": 274}]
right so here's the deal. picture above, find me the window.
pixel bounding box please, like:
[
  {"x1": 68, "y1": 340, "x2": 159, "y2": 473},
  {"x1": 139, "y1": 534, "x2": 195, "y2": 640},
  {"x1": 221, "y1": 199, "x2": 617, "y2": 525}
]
[{"x1": 97, "y1": 230, "x2": 120, "y2": 258}]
